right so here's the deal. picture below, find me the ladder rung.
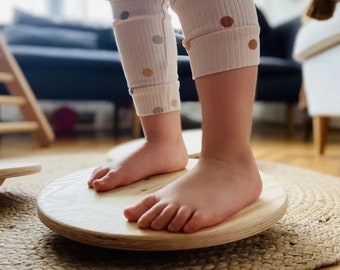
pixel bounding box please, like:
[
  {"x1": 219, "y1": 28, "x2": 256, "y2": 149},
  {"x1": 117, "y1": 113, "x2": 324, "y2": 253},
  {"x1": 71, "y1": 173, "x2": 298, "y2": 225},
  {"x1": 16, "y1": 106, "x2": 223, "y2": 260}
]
[
  {"x1": 0, "y1": 95, "x2": 26, "y2": 105},
  {"x1": 0, "y1": 72, "x2": 14, "y2": 83},
  {"x1": 0, "y1": 121, "x2": 39, "y2": 134}
]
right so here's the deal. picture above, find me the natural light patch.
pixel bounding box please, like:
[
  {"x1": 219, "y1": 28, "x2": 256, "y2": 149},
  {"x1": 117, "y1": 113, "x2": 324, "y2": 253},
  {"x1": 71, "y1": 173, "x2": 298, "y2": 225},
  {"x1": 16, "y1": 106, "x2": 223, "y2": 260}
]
[
  {"x1": 169, "y1": 8, "x2": 181, "y2": 29},
  {"x1": 62, "y1": 0, "x2": 112, "y2": 26},
  {"x1": 0, "y1": 0, "x2": 47, "y2": 23},
  {"x1": 0, "y1": 0, "x2": 182, "y2": 28}
]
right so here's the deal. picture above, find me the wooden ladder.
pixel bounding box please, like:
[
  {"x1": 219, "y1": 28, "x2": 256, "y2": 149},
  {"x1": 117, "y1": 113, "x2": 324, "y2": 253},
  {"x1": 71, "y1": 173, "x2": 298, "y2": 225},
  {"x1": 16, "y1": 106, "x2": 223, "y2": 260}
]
[{"x1": 0, "y1": 32, "x2": 55, "y2": 146}]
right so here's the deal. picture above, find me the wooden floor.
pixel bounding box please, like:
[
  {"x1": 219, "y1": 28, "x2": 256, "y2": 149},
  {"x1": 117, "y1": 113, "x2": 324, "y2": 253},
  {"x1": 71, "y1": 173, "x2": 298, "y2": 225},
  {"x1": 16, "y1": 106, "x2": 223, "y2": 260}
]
[
  {"x1": 0, "y1": 122, "x2": 339, "y2": 269},
  {"x1": 1, "y1": 122, "x2": 340, "y2": 178}
]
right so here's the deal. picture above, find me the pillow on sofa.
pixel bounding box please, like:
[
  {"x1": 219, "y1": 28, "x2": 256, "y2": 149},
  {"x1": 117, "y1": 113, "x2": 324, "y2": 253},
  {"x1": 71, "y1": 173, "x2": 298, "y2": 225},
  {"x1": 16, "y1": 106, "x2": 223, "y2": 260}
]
[
  {"x1": 14, "y1": 9, "x2": 55, "y2": 27},
  {"x1": 4, "y1": 25, "x2": 98, "y2": 49}
]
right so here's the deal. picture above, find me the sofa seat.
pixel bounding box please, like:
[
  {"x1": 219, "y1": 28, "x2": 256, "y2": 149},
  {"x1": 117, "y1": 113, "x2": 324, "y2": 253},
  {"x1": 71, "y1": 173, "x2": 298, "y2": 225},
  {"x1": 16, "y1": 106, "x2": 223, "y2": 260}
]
[
  {"x1": 6, "y1": 44, "x2": 197, "y2": 102},
  {"x1": 6, "y1": 45, "x2": 130, "y2": 102},
  {"x1": 257, "y1": 56, "x2": 301, "y2": 102}
]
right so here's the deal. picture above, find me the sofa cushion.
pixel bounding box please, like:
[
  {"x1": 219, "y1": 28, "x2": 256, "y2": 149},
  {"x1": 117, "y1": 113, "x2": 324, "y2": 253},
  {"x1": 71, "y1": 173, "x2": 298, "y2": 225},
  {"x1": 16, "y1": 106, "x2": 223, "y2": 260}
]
[
  {"x1": 4, "y1": 25, "x2": 99, "y2": 49},
  {"x1": 8, "y1": 45, "x2": 121, "y2": 70},
  {"x1": 5, "y1": 45, "x2": 130, "y2": 102},
  {"x1": 13, "y1": 9, "x2": 117, "y2": 51},
  {"x1": 14, "y1": 9, "x2": 56, "y2": 27},
  {"x1": 259, "y1": 56, "x2": 301, "y2": 75},
  {"x1": 96, "y1": 28, "x2": 117, "y2": 51}
]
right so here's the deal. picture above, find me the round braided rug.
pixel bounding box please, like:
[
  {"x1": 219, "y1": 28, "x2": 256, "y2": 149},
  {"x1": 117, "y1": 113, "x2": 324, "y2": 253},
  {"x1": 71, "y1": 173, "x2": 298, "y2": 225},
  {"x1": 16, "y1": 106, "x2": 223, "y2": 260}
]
[{"x1": 0, "y1": 153, "x2": 339, "y2": 270}]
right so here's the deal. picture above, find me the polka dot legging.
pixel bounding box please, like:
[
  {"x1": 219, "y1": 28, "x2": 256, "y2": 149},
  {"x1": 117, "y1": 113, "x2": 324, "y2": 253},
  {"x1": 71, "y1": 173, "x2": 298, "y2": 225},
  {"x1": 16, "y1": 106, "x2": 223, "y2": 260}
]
[{"x1": 109, "y1": 0, "x2": 260, "y2": 116}]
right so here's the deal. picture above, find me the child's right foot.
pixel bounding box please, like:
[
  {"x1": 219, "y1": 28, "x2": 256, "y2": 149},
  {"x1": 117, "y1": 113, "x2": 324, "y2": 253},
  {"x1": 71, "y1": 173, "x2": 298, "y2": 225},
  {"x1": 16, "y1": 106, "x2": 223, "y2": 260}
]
[{"x1": 87, "y1": 137, "x2": 188, "y2": 191}]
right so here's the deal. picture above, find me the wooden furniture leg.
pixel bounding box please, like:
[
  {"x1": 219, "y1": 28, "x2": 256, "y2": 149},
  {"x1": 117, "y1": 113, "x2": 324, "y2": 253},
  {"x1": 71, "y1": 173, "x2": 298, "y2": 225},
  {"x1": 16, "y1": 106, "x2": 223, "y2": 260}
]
[{"x1": 313, "y1": 116, "x2": 329, "y2": 155}]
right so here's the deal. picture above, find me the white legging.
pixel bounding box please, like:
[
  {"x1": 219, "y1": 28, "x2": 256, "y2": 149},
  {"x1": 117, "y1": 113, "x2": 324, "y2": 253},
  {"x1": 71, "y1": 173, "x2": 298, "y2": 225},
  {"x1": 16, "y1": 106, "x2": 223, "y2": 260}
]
[{"x1": 109, "y1": 0, "x2": 260, "y2": 116}]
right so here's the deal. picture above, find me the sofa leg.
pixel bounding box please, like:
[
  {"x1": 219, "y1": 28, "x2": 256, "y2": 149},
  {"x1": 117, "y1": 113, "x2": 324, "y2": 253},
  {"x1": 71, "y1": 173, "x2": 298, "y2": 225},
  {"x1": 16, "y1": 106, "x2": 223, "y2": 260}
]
[
  {"x1": 113, "y1": 104, "x2": 120, "y2": 137},
  {"x1": 313, "y1": 116, "x2": 329, "y2": 155},
  {"x1": 285, "y1": 103, "x2": 295, "y2": 136}
]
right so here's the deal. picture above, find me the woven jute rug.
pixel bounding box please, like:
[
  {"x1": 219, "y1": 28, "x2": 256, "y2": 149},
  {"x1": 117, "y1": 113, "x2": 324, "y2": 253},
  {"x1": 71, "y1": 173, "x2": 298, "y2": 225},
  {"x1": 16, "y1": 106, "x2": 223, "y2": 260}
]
[{"x1": 0, "y1": 153, "x2": 339, "y2": 270}]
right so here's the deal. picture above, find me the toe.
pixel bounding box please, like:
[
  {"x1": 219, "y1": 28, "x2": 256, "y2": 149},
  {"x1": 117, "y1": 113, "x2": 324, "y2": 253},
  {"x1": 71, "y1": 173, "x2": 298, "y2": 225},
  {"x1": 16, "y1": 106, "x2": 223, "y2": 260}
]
[
  {"x1": 124, "y1": 195, "x2": 159, "y2": 222},
  {"x1": 183, "y1": 211, "x2": 212, "y2": 233},
  {"x1": 87, "y1": 166, "x2": 109, "y2": 188},
  {"x1": 167, "y1": 206, "x2": 193, "y2": 232},
  {"x1": 150, "y1": 204, "x2": 179, "y2": 231},
  {"x1": 92, "y1": 170, "x2": 123, "y2": 191},
  {"x1": 137, "y1": 202, "x2": 167, "y2": 229},
  {"x1": 183, "y1": 210, "x2": 224, "y2": 233}
]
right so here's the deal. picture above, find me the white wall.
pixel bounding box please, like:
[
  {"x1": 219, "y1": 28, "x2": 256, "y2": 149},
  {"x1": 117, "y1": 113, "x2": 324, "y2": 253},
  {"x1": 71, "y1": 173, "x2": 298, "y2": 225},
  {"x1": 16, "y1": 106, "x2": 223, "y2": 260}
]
[
  {"x1": 0, "y1": 0, "x2": 112, "y2": 25},
  {"x1": 0, "y1": 0, "x2": 47, "y2": 23},
  {"x1": 0, "y1": 0, "x2": 310, "y2": 27},
  {"x1": 256, "y1": 0, "x2": 309, "y2": 25}
]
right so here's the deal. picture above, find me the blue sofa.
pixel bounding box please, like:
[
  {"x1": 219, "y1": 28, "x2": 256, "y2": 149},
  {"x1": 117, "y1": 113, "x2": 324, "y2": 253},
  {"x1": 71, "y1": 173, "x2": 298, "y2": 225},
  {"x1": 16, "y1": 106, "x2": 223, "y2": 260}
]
[
  {"x1": 0, "y1": 10, "x2": 197, "y2": 136},
  {"x1": 0, "y1": 9, "x2": 302, "y2": 136},
  {"x1": 256, "y1": 10, "x2": 302, "y2": 104},
  {"x1": 0, "y1": 10, "x2": 196, "y2": 136}
]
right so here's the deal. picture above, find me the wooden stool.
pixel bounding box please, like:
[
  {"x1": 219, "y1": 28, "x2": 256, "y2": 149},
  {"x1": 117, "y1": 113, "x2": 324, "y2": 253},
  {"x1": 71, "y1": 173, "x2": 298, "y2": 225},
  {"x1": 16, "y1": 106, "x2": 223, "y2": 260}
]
[
  {"x1": 37, "y1": 159, "x2": 287, "y2": 251},
  {"x1": 0, "y1": 162, "x2": 41, "y2": 186},
  {"x1": 0, "y1": 33, "x2": 54, "y2": 146}
]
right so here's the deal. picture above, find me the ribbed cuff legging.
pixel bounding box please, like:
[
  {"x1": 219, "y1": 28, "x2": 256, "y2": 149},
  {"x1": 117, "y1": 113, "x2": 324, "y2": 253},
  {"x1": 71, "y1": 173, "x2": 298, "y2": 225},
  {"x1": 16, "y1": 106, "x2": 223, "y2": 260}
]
[{"x1": 109, "y1": 0, "x2": 260, "y2": 116}]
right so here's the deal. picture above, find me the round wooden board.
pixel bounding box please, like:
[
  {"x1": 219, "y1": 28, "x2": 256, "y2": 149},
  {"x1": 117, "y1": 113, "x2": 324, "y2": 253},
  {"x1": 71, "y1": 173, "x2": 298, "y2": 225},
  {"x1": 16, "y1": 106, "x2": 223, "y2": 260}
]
[
  {"x1": 0, "y1": 162, "x2": 41, "y2": 185},
  {"x1": 37, "y1": 159, "x2": 287, "y2": 251}
]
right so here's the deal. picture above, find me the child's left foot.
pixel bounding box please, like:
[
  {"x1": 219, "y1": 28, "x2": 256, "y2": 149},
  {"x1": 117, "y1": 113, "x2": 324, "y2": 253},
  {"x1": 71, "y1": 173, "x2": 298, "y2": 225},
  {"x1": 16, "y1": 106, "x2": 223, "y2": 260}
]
[{"x1": 124, "y1": 155, "x2": 262, "y2": 233}]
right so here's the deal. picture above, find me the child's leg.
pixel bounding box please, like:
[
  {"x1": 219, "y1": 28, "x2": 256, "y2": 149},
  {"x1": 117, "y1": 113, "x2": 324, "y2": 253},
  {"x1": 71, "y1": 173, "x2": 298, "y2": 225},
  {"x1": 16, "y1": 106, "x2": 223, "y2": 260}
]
[
  {"x1": 88, "y1": 0, "x2": 188, "y2": 191},
  {"x1": 124, "y1": 0, "x2": 263, "y2": 233}
]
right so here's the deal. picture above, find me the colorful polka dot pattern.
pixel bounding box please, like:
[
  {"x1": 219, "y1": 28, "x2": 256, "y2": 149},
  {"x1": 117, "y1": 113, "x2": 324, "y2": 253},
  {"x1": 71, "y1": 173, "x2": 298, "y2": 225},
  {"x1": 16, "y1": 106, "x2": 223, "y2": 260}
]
[
  {"x1": 120, "y1": 11, "x2": 129, "y2": 20},
  {"x1": 184, "y1": 14, "x2": 258, "y2": 52},
  {"x1": 153, "y1": 107, "x2": 164, "y2": 114},
  {"x1": 220, "y1": 16, "x2": 234, "y2": 28},
  {"x1": 171, "y1": 99, "x2": 178, "y2": 108},
  {"x1": 152, "y1": 35, "x2": 163, "y2": 44},
  {"x1": 117, "y1": 8, "x2": 180, "y2": 115},
  {"x1": 220, "y1": 14, "x2": 258, "y2": 50},
  {"x1": 248, "y1": 39, "x2": 258, "y2": 50},
  {"x1": 142, "y1": 68, "x2": 154, "y2": 77},
  {"x1": 115, "y1": 1, "x2": 259, "y2": 115}
]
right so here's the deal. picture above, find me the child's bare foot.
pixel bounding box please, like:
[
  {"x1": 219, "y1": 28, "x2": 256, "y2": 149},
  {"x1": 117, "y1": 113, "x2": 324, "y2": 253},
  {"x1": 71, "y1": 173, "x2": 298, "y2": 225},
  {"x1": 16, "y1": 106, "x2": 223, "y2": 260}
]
[
  {"x1": 88, "y1": 138, "x2": 188, "y2": 191},
  {"x1": 124, "y1": 154, "x2": 262, "y2": 233}
]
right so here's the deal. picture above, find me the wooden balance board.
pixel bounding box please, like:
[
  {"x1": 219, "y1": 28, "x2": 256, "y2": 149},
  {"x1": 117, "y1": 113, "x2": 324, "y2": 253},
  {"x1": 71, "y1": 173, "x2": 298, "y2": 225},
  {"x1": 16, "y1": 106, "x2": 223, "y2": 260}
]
[
  {"x1": 37, "y1": 159, "x2": 287, "y2": 251},
  {"x1": 0, "y1": 162, "x2": 41, "y2": 186}
]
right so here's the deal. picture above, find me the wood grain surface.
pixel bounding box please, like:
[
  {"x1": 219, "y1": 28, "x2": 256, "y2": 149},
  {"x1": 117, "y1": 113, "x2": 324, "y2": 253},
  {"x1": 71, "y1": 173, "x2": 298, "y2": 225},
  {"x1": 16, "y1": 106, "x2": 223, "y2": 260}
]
[{"x1": 37, "y1": 159, "x2": 287, "y2": 251}]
